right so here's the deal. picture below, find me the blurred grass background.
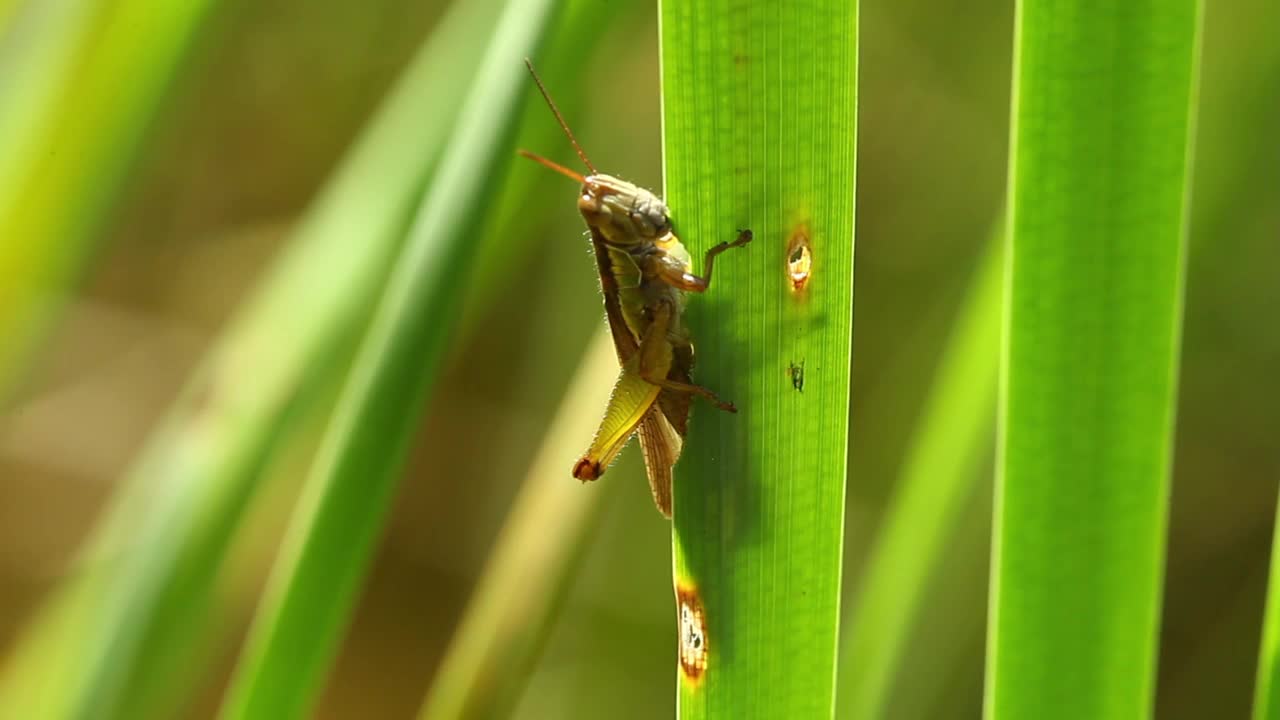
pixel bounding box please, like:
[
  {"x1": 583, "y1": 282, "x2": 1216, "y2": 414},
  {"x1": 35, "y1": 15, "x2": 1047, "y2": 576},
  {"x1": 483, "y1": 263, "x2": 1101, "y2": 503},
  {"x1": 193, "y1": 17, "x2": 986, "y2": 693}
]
[{"x1": 0, "y1": 0, "x2": 1275, "y2": 718}]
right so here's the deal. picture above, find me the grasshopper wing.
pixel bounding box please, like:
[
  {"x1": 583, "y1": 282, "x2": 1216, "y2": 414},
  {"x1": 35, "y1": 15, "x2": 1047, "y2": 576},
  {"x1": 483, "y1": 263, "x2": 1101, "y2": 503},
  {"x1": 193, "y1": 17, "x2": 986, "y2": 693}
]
[
  {"x1": 637, "y1": 406, "x2": 683, "y2": 517},
  {"x1": 588, "y1": 228, "x2": 641, "y2": 363},
  {"x1": 573, "y1": 352, "x2": 662, "y2": 481}
]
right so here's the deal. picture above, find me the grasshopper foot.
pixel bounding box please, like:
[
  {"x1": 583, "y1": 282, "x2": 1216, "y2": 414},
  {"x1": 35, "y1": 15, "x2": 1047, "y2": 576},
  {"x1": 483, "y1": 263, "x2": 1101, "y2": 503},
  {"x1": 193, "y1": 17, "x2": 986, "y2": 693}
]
[{"x1": 705, "y1": 230, "x2": 753, "y2": 258}]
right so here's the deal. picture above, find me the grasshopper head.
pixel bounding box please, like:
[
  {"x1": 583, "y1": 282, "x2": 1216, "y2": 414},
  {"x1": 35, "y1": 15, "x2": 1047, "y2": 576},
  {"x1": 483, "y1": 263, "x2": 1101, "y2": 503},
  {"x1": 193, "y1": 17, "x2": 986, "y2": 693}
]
[{"x1": 580, "y1": 174, "x2": 673, "y2": 247}]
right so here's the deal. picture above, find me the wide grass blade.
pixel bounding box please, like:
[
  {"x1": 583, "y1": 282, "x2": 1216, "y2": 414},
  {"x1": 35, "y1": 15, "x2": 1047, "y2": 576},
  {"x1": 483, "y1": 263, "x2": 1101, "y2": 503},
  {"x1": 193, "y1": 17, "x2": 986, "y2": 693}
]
[
  {"x1": 660, "y1": 1, "x2": 857, "y2": 716},
  {"x1": 840, "y1": 236, "x2": 1001, "y2": 719},
  {"x1": 986, "y1": 1, "x2": 1203, "y2": 718},
  {"x1": 0, "y1": 2, "x2": 509, "y2": 718},
  {"x1": 216, "y1": 0, "x2": 564, "y2": 716}
]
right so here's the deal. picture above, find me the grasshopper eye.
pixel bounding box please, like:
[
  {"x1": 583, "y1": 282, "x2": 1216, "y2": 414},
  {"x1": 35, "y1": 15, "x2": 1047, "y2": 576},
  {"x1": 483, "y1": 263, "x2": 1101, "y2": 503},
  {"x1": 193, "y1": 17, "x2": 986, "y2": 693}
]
[{"x1": 630, "y1": 210, "x2": 658, "y2": 237}]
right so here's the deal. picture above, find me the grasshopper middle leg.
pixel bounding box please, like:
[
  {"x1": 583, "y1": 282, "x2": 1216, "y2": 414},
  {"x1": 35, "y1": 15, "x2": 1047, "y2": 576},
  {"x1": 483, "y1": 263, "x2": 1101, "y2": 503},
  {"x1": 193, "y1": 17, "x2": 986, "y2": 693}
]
[{"x1": 638, "y1": 299, "x2": 737, "y2": 413}]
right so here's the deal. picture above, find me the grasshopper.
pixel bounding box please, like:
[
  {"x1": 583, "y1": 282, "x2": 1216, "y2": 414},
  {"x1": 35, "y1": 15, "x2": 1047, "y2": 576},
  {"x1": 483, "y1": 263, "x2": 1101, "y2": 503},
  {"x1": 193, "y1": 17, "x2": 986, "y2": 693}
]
[{"x1": 519, "y1": 60, "x2": 751, "y2": 517}]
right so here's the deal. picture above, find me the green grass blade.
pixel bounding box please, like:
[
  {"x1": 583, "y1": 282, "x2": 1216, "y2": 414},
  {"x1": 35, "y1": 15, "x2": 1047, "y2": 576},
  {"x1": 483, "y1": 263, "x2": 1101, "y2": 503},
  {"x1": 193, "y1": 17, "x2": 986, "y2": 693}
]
[
  {"x1": 419, "y1": 330, "x2": 618, "y2": 720},
  {"x1": 1242, "y1": 33, "x2": 1280, "y2": 720},
  {"x1": 216, "y1": 0, "x2": 563, "y2": 716},
  {"x1": 986, "y1": 2, "x2": 1203, "y2": 718},
  {"x1": 0, "y1": 0, "x2": 20, "y2": 31},
  {"x1": 0, "y1": 2, "x2": 506, "y2": 717},
  {"x1": 660, "y1": 1, "x2": 857, "y2": 716},
  {"x1": 1257, "y1": 491, "x2": 1280, "y2": 720},
  {"x1": 0, "y1": 0, "x2": 219, "y2": 398},
  {"x1": 840, "y1": 235, "x2": 1001, "y2": 719},
  {"x1": 457, "y1": 0, "x2": 619, "y2": 326}
]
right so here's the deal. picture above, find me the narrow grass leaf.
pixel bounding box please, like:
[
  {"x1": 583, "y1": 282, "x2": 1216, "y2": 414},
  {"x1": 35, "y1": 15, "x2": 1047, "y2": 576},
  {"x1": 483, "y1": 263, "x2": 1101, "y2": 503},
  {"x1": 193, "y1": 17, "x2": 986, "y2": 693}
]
[
  {"x1": 660, "y1": 1, "x2": 858, "y2": 716},
  {"x1": 1239, "y1": 29, "x2": 1280, "y2": 720},
  {"x1": 986, "y1": 2, "x2": 1203, "y2": 718},
  {"x1": 0, "y1": 0, "x2": 219, "y2": 398},
  {"x1": 1256, "y1": 493, "x2": 1280, "y2": 720},
  {"x1": 216, "y1": 0, "x2": 564, "y2": 716},
  {"x1": 840, "y1": 236, "x2": 1001, "y2": 719},
  {"x1": 419, "y1": 330, "x2": 618, "y2": 720},
  {"x1": 457, "y1": 0, "x2": 633, "y2": 328},
  {"x1": 0, "y1": 2, "x2": 506, "y2": 717}
]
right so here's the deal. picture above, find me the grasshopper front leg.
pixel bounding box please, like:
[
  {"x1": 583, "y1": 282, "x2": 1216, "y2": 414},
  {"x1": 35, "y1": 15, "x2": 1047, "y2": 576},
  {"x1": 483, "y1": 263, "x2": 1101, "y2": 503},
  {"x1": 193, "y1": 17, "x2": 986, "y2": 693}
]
[{"x1": 655, "y1": 229, "x2": 753, "y2": 293}]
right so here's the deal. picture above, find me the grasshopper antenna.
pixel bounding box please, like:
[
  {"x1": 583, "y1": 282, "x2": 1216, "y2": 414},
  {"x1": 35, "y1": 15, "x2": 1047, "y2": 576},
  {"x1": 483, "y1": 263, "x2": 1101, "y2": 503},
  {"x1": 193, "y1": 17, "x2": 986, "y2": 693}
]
[
  {"x1": 524, "y1": 58, "x2": 597, "y2": 175},
  {"x1": 517, "y1": 149, "x2": 586, "y2": 183}
]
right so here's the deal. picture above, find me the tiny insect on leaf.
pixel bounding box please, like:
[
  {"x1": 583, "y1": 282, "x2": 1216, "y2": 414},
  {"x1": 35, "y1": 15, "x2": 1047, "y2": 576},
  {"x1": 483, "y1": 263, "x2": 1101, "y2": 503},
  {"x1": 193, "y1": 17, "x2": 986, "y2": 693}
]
[{"x1": 788, "y1": 360, "x2": 805, "y2": 393}]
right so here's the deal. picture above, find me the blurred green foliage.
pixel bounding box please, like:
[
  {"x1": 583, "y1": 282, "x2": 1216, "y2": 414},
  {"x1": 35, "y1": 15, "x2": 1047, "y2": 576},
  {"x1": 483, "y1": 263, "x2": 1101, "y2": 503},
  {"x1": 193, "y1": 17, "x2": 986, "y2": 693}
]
[{"x1": 0, "y1": 0, "x2": 1276, "y2": 718}]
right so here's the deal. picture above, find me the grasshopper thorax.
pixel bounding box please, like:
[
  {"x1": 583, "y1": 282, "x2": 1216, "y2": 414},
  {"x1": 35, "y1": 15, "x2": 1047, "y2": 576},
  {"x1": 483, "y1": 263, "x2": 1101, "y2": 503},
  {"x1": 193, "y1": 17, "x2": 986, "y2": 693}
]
[{"x1": 580, "y1": 173, "x2": 672, "y2": 248}]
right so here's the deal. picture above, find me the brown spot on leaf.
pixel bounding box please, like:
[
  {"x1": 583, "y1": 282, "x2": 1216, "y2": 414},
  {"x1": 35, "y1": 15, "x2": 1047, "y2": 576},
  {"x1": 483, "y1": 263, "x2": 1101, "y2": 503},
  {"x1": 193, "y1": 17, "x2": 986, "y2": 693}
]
[
  {"x1": 676, "y1": 584, "x2": 708, "y2": 685},
  {"x1": 787, "y1": 223, "x2": 812, "y2": 293}
]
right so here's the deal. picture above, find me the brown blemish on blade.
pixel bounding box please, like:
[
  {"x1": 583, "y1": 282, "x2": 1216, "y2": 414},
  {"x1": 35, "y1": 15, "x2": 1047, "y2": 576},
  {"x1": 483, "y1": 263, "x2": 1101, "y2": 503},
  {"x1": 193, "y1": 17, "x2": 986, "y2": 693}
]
[
  {"x1": 676, "y1": 584, "x2": 708, "y2": 685},
  {"x1": 787, "y1": 223, "x2": 813, "y2": 293}
]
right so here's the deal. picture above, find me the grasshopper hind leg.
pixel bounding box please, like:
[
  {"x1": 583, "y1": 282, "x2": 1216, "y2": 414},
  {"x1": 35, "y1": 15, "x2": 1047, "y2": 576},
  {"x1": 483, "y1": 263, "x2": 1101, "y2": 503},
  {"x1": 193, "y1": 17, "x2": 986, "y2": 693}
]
[
  {"x1": 572, "y1": 457, "x2": 603, "y2": 480},
  {"x1": 646, "y1": 376, "x2": 738, "y2": 413}
]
